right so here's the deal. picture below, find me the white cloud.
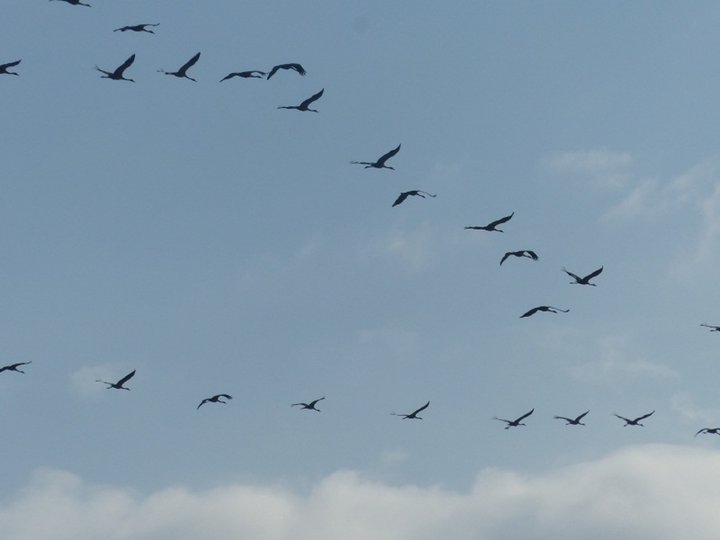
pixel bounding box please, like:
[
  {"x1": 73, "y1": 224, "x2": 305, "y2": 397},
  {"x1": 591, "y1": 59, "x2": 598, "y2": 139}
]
[
  {"x1": 548, "y1": 149, "x2": 633, "y2": 188},
  {"x1": 671, "y1": 392, "x2": 720, "y2": 425},
  {"x1": 4, "y1": 446, "x2": 720, "y2": 539}
]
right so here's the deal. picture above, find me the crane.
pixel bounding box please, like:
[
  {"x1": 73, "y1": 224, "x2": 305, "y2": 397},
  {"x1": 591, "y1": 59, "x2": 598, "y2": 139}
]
[
  {"x1": 277, "y1": 89, "x2": 324, "y2": 112},
  {"x1": 563, "y1": 266, "x2": 603, "y2": 286},
  {"x1": 114, "y1": 24, "x2": 159, "y2": 34},
  {"x1": 494, "y1": 408, "x2": 534, "y2": 429},
  {"x1": 96, "y1": 370, "x2": 136, "y2": 390},
  {"x1": 197, "y1": 394, "x2": 233, "y2": 409},
  {"x1": 266, "y1": 63, "x2": 306, "y2": 79},
  {"x1": 553, "y1": 410, "x2": 589, "y2": 425},
  {"x1": 391, "y1": 401, "x2": 430, "y2": 420},
  {"x1": 0, "y1": 361, "x2": 31, "y2": 374},
  {"x1": 0, "y1": 60, "x2": 21, "y2": 76},
  {"x1": 500, "y1": 250, "x2": 538, "y2": 266},
  {"x1": 159, "y1": 52, "x2": 201, "y2": 81},
  {"x1": 351, "y1": 144, "x2": 401, "y2": 170},
  {"x1": 520, "y1": 306, "x2": 569, "y2": 318},
  {"x1": 219, "y1": 70, "x2": 266, "y2": 82},
  {"x1": 613, "y1": 410, "x2": 654, "y2": 426},
  {"x1": 392, "y1": 190, "x2": 436, "y2": 207},
  {"x1": 96, "y1": 54, "x2": 136, "y2": 82},
  {"x1": 465, "y1": 212, "x2": 514, "y2": 232},
  {"x1": 292, "y1": 397, "x2": 325, "y2": 411}
]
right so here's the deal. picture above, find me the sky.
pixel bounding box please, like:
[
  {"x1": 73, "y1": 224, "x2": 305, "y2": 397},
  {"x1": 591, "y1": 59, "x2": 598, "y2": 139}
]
[{"x1": 3, "y1": 1, "x2": 720, "y2": 538}]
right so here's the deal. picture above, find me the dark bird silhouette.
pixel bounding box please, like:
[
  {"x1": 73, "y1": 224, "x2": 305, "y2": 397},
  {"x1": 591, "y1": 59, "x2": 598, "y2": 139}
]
[
  {"x1": 219, "y1": 70, "x2": 266, "y2": 82},
  {"x1": 520, "y1": 306, "x2": 569, "y2": 318},
  {"x1": 277, "y1": 88, "x2": 324, "y2": 112},
  {"x1": 554, "y1": 410, "x2": 589, "y2": 426},
  {"x1": 159, "y1": 52, "x2": 201, "y2": 81},
  {"x1": 266, "y1": 63, "x2": 306, "y2": 79},
  {"x1": 292, "y1": 397, "x2": 325, "y2": 411},
  {"x1": 114, "y1": 23, "x2": 159, "y2": 34},
  {"x1": 96, "y1": 54, "x2": 136, "y2": 82},
  {"x1": 391, "y1": 401, "x2": 430, "y2": 420},
  {"x1": 0, "y1": 361, "x2": 31, "y2": 374},
  {"x1": 695, "y1": 427, "x2": 720, "y2": 437},
  {"x1": 96, "y1": 370, "x2": 136, "y2": 390},
  {"x1": 50, "y1": 0, "x2": 91, "y2": 6},
  {"x1": 351, "y1": 144, "x2": 401, "y2": 170},
  {"x1": 500, "y1": 250, "x2": 538, "y2": 266},
  {"x1": 613, "y1": 410, "x2": 654, "y2": 426},
  {"x1": 0, "y1": 60, "x2": 21, "y2": 76},
  {"x1": 494, "y1": 408, "x2": 534, "y2": 429},
  {"x1": 465, "y1": 212, "x2": 514, "y2": 232},
  {"x1": 197, "y1": 394, "x2": 232, "y2": 409},
  {"x1": 700, "y1": 323, "x2": 720, "y2": 332},
  {"x1": 563, "y1": 266, "x2": 603, "y2": 286},
  {"x1": 392, "y1": 190, "x2": 436, "y2": 207}
]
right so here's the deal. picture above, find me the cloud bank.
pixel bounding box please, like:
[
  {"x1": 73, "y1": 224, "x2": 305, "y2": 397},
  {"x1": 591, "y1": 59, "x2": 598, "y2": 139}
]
[{"x1": 3, "y1": 445, "x2": 720, "y2": 540}]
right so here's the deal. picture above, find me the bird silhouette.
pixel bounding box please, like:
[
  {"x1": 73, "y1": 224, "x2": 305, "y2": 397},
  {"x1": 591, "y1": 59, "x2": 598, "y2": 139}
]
[
  {"x1": 520, "y1": 306, "x2": 569, "y2": 318},
  {"x1": 465, "y1": 212, "x2": 514, "y2": 232},
  {"x1": 50, "y1": 0, "x2": 91, "y2": 6},
  {"x1": 613, "y1": 410, "x2": 654, "y2": 426},
  {"x1": 563, "y1": 266, "x2": 603, "y2": 286},
  {"x1": 351, "y1": 144, "x2": 401, "y2": 170},
  {"x1": 96, "y1": 370, "x2": 136, "y2": 390},
  {"x1": 494, "y1": 408, "x2": 534, "y2": 429},
  {"x1": 0, "y1": 361, "x2": 31, "y2": 374},
  {"x1": 277, "y1": 88, "x2": 324, "y2": 112},
  {"x1": 219, "y1": 70, "x2": 266, "y2": 82},
  {"x1": 291, "y1": 397, "x2": 325, "y2": 411},
  {"x1": 114, "y1": 23, "x2": 159, "y2": 34},
  {"x1": 392, "y1": 190, "x2": 436, "y2": 207},
  {"x1": 96, "y1": 54, "x2": 136, "y2": 82},
  {"x1": 197, "y1": 394, "x2": 232, "y2": 409},
  {"x1": 266, "y1": 63, "x2": 306, "y2": 79},
  {"x1": 695, "y1": 427, "x2": 720, "y2": 437},
  {"x1": 391, "y1": 401, "x2": 430, "y2": 420},
  {"x1": 700, "y1": 324, "x2": 720, "y2": 332},
  {"x1": 500, "y1": 250, "x2": 538, "y2": 266},
  {"x1": 0, "y1": 60, "x2": 21, "y2": 76},
  {"x1": 159, "y1": 52, "x2": 201, "y2": 81},
  {"x1": 554, "y1": 410, "x2": 589, "y2": 425}
]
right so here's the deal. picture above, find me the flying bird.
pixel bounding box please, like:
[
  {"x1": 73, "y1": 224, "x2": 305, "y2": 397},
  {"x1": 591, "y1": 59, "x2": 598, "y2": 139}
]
[
  {"x1": 114, "y1": 23, "x2": 159, "y2": 34},
  {"x1": 613, "y1": 410, "x2": 654, "y2": 426},
  {"x1": 0, "y1": 60, "x2": 21, "y2": 76},
  {"x1": 695, "y1": 427, "x2": 720, "y2": 437},
  {"x1": 520, "y1": 306, "x2": 569, "y2": 318},
  {"x1": 553, "y1": 410, "x2": 589, "y2": 426},
  {"x1": 159, "y1": 52, "x2": 201, "y2": 81},
  {"x1": 219, "y1": 70, "x2": 266, "y2": 82},
  {"x1": 500, "y1": 250, "x2": 538, "y2": 266},
  {"x1": 50, "y1": 0, "x2": 91, "y2": 6},
  {"x1": 391, "y1": 401, "x2": 430, "y2": 420},
  {"x1": 700, "y1": 323, "x2": 720, "y2": 332},
  {"x1": 351, "y1": 144, "x2": 401, "y2": 170},
  {"x1": 266, "y1": 63, "x2": 306, "y2": 79},
  {"x1": 96, "y1": 370, "x2": 136, "y2": 390},
  {"x1": 0, "y1": 361, "x2": 31, "y2": 374},
  {"x1": 465, "y1": 212, "x2": 514, "y2": 232},
  {"x1": 563, "y1": 266, "x2": 603, "y2": 286},
  {"x1": 197, "y1": 394, "x2": 233, "y2": 409},
  {"x1": 291, "y1": 397, "x2": 325, "y2": 411},
  {"x1": 494, "y1": 408, "x2": 534, "y2": 429},
  {"x1": 392, "y1": 190, "x2": 436, "y2": 207},
  {"x1": 277, "y1": 88, "x2": 324, "y2": 112},
  {"x1": 96, "y1": 54, "x2": 136, "y2": 82}
]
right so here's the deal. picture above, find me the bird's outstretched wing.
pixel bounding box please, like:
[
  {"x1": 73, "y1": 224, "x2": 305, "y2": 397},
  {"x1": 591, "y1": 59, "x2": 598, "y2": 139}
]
[
  {"x1": 267, "y1": 63, "x2": 306, "y2": 79},
  {"x1": 411, "y1": 401, "x2": 430, "y2": 416},
  {"x1": 562, "y1": 268, "x2": 583, "y2": 282},
  {"x1": 635, "y1": 410, "x2": 654, "y2": 422},
  {"x1": 197, "y1": 399, "x2": 209, "y2": 409},
  {"x1": 486, "y1": 212, "x2": 514, "y2": 229},
  {"x1": 376, "y1": 144, "x2": 401, "y2": 167},
  {"x1": 299, "y1": 88, "x2": 324, "y2": 109},
  {"x1": 392, "y1": 192, "x2": 410, "y2": 207},
  {"x1": 584, "y1": 266, "x2": 603, "y2": 281},
  {"x1": 2, "y1": 59, "x2": 21, "y2": 69},
  {"x1": 613, "y1": 413, "x2": 630, "y2": 423},
  {"x1": 553, "y1": 416, "x2": 572, "y2": 422},
  {"x1": 179, "y1": 52, "x2": 201, "y2": 73},
  {"x1": 114, "y1": 54, "x2": 135, "y2": 76},
  {"x1": 117, "y1": 369, "x2": 136, "y2": 386},
  {"x1": 525, "y1": 250, "x2": 539, "y2": 260},
  {"x1": 217, "y1": 394, "x2": 232, "y2": 400},
  {"x1": 695, "y1": 428, "x2": 708, "y2": 437},
  {"x1": 520, "y1": 307, "x2": 540, "y2": 318},
  {"x1": 575, "y1": 410, "x2": 590, "y2": 422},
  {"x1": 500, "y1": 252, "x2": 514, "y2": 265},
  {"x1": 515, "y1": 408, "x2": 534, "y2": 422}
]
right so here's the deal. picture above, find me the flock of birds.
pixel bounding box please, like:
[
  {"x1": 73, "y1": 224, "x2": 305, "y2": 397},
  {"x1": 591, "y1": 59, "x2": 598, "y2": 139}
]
[{"x1": 3, "y1": 2, "x2": 720, "y2": 453}]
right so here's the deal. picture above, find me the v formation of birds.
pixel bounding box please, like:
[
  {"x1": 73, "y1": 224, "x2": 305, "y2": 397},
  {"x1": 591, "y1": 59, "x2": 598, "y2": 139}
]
[{"x1": 4, "y1": 2, "x2": 720, "y2": 443}]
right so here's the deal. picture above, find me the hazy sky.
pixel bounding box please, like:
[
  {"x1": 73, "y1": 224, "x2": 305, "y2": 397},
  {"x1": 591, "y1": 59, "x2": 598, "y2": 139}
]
[{"x1": 3, "y1": 1, "x2": 720, "y2": 538}]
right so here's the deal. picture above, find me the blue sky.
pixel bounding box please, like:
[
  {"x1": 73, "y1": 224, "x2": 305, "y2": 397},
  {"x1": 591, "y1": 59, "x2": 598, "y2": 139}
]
[{"x1": 3, "y1": 1, "x2": 720, "y2": 538}]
